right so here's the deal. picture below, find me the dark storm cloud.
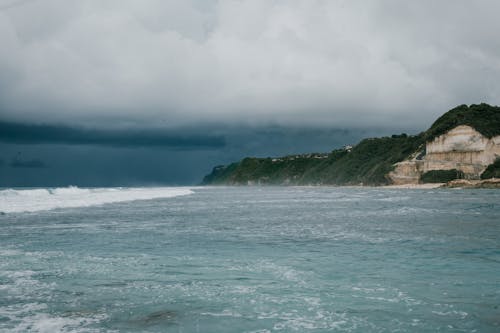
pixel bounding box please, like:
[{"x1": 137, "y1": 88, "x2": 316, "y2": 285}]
[
  {"x1": 0, "y1": 121, "x2": 225, "y2": 149},
  {"x1": 0, "y1": 125, "x2": 395, "y2": 186},
  {"x1": 9, "y1": 158, "x2": 45, "y2": 168},
  {"x1": 0, "y1": 0, "x2": 499, "y2": 128}
]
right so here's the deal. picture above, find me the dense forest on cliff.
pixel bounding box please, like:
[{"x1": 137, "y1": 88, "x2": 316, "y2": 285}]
[
  {"x1": 425, "y1": 103, "x2": 500, "y2": 140},
  {"x1": 203, "y1": 104, "x2": 500, "y2": 186}
]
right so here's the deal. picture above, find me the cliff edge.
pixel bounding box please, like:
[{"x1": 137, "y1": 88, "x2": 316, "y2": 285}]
[{"x1": 389, "y1": 104, "x2": 500, "y2": 184}]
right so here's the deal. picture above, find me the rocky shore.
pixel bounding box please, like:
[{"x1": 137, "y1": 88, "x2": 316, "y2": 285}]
[{"x1": 443, "y1": 178, "x2": 500, "y2": 188}]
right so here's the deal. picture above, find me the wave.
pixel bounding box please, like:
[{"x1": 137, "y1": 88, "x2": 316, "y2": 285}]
[{"x1": 0, "y1": 186, "x2": 194, "y2": 214}]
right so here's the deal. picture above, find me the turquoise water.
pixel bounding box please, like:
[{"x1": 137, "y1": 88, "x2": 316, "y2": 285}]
[{"x1": 1, "y1": 187, "x2": 499, "y2": 332}]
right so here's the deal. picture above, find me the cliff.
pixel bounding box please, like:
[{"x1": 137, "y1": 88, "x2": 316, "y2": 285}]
[
  {"x1": 203, "y1": 104, "x2": 500, "y2": 186},
  {"x1": 390, "y1": 104, "x2": 500, "y2": 184}
]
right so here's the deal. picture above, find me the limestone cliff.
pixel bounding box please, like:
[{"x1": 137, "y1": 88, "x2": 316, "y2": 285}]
[{"x1": 389, "y1": 125, "x2": 500, "y2": 184}]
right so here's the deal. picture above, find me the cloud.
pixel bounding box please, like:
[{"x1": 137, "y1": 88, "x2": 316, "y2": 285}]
[
  {"x1": 0, "y1": 125, "x2": 394, "y2": 186},
  {"x1": 9, "y1": 158, "x2": 45, "y2": 168},
  {"x1": 0, "y1": 0, "x2": 499, "y2": 128},
  {"x1": 0, "y1": 121, "x2": 226, "y2": 149},
  {"x1": 0, "y1": 0, "x2": 37, "y2": 11}
]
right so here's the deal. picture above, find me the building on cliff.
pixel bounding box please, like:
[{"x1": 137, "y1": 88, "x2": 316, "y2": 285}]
[{"x1": 389, "y1": 125, "x2": 500, "y2": 184}]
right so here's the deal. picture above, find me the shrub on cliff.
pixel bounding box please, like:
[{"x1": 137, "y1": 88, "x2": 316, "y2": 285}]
[
  {"x1": 481, "y1": 159, "x2": 500, "y2": 179},
  {"x1": 421, "y1": 169, "x2": 464, "y2": 183}
]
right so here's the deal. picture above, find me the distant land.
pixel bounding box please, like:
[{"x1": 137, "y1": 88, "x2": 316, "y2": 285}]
[{"x1": 202, "y1": 104, "x2": 500, "y2": 187}]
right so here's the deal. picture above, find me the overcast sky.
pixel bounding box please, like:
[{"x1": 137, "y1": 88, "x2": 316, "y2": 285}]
[
  {"x1": 1, "y1": 0, "x2": 499, "y2": 128},
  {"x1": 1, "y1": 0, "x2": 499, "y2": 186}
]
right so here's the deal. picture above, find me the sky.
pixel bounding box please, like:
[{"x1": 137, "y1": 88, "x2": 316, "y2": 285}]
[{"x1": 1, "y1": 0, "x2": 499, "y2": 186}]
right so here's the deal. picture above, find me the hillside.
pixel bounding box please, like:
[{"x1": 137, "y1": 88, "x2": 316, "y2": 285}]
[
  {"x1": 203, "y1": 104, "x2": 500, "y2": 186},
  {"x1": 425, "y1": 103, "x2": 500, "y2": 140}
]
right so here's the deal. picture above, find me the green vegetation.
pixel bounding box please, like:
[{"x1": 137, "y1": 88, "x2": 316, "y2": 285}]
[
  {"x1": 425, "y1": 103, "x2": 500, "y2": 141},
  {"x1": 481, "y1": 159, "x2": 500, "y2": 179},
  {"x1": 301, "y1": 134, "x2": 424, "y2": 185},
  {"x1": 203, "y1": 134, "x2": 424, "y2": 186},
  {"x1": 202, "y1": 103, "x2": 500, "y2": 186},
  {"x1": 202, "y1": 154, "x2": 330, "y2": 185},
  {"x1": 421, "y1": 169, "x2": 464, "y2": 183}
]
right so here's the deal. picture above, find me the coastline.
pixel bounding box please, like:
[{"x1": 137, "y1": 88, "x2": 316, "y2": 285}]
[
  {"x1": 442, "y1": 178, "x2": 500, "y2": 189},
  {"x1": 381, "y1": 183, "x2": 444, "y2": 189},
  {"x1": 384, "y1": 178, "x2": 500, "y2": 189},
  {"x1": 203, "y1": 180, "x2": 500, "y2": 189}
]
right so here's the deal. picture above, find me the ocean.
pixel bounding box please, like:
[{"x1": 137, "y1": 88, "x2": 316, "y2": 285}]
[{"x1": 0, "y1": 186, "x2": 499, "y2": 332}]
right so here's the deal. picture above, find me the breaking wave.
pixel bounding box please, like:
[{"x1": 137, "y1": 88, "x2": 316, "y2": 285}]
[{"x1": 0, "y1": 186, "x2": 194, "y2": 213}]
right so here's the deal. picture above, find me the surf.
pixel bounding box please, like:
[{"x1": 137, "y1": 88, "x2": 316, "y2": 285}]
[{"x1": 0, "y1": 186, "x2": 193, "y2": 213}]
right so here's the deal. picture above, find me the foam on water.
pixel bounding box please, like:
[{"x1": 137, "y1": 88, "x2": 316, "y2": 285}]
[
  {"x1": 0, "y1": 252, "x2": 106, "y2": 332},
  {"x1": 0, "y1": 303, "x2": 107, "y2": 333},
  {"x1": 1, "y1": 187, "x2": 499, "y2": 332},
  {"x1": 0, "y1": 186, "x2": 193, "y2": 213}
]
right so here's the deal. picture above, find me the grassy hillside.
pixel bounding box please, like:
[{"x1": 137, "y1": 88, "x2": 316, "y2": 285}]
[
  {"x1": 203, "y1": 104, "x2": 499, "y2": 186},
  {"x1": 203, "y1": 134, "x2": 424, "y2": 186},
  {"x1": 302, "y1": 134, "x2": 424, "y2": 185}
]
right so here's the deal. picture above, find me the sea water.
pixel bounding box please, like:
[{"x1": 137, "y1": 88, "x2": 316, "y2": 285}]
[{"x1": 0, "y1": 186, "x2": 499, "y2": 332}]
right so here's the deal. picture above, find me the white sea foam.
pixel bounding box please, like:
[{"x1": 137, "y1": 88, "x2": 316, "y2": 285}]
[
  {"x1": 0, "y1": 186, "x2": 194, "y2": 213},
  {"x1": 0, "y1": 303, "x2": 107, "y2": 333}
]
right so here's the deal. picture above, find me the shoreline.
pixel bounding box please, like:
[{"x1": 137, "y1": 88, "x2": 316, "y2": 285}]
[
  {"x1": 381, "y1": 183, "x2": 444, "y2": 189},
  {"x1": 203, "y1": 179, "x2": 500, "y2": 189},
  {"x1": 443, "y1": 178, "x2": 500, "y2": 189}
]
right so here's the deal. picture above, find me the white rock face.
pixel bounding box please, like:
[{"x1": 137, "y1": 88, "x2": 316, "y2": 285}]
[
  {"x1": 426, "y1": 125, "x2": 497, "y2": 166},
  {"x1": 389, "y1": 125, "x2": 500, "y2": 184},
  {"x1": 388, "y1": 160, "x2": 424, "y2": 184}
]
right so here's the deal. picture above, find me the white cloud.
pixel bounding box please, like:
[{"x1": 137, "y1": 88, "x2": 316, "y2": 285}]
[{"x1": 0, "y1": 0, "x2": 499, "y2": 128}]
